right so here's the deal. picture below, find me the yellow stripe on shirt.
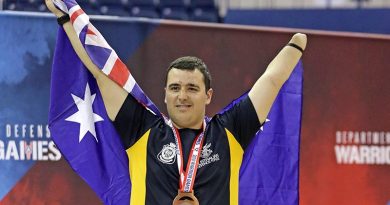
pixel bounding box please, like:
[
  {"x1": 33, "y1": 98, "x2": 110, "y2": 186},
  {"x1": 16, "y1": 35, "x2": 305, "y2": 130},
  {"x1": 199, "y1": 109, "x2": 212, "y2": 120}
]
[
  {"x1": 225, "y1": 128, "x2": 244, "y2": 205},
  {"x1": 126, "y1": 129, "x2": 150, "y2": 205}
]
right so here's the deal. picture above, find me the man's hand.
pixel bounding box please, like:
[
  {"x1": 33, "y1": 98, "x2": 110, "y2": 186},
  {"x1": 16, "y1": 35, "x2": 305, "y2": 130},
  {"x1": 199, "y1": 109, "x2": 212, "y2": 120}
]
[
  {"x1": 45, "y1": 0, "x2": 65, "y2": 17},
  {"x1": 289, "y1": 33, "x2": 307, "y2": 51}
]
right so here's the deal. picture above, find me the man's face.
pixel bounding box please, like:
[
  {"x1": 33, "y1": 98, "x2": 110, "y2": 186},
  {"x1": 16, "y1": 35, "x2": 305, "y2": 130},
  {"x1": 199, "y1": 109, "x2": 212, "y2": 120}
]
[{"x1": 165, "y1": 68, "x2": 213, "y2": 129}]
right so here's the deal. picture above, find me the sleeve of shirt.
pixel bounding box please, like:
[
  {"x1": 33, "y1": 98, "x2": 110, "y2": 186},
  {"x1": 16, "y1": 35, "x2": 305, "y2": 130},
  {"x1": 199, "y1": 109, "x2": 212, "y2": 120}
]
[
  {"x1": 218, "y1": 95, "x2": 261, "y2": 150},
  {"x1": 113, "y1": 94, "x2": 159, "y2": 148}
]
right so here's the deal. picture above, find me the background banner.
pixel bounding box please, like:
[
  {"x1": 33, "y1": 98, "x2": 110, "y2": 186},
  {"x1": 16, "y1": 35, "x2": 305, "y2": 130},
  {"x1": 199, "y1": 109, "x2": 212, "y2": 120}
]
[{"x1": 0, "y1": 12, "x2": 389, "y2": 204}]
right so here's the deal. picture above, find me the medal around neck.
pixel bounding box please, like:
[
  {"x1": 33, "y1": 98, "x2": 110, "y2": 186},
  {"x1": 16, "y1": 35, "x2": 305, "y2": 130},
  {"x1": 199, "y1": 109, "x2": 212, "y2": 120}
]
[
  {"x1": 172, "y1": 190, "x2": 199, "y2": 205},
  {"x1": 167, "y1": 120, "x2": 207, "y2": 205}
]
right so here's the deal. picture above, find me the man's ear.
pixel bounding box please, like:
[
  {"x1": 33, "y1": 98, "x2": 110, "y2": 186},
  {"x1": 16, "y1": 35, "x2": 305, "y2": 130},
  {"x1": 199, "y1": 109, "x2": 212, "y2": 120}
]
[{"x1": 205, "y1": 88, "x2": 213, "y2": 105}]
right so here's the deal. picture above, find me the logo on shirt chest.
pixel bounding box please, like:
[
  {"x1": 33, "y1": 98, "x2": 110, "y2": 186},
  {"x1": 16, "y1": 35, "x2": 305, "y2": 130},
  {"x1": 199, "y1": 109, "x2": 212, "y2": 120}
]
[
  {"x1": 157, "y1": 143, "x2": 176, "y2": 164},
  {"x1": 201, "y1": 143, "x2": 213, "y2": 158},
  {"x1": 199, "y1": 143, "x2": 220, "y2": 169}
]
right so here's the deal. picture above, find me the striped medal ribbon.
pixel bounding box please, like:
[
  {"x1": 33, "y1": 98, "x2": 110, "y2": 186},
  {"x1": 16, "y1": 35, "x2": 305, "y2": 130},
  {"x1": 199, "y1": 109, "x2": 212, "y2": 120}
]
[{"x1": 166, "y1": 119, "x2": 206, "y2": 205}]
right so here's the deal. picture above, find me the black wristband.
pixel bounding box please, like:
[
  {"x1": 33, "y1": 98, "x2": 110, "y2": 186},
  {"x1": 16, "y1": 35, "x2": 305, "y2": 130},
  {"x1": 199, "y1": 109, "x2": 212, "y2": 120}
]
[
  {"x1": 57, "y1": 14, "x2": 70, "y2": 26},
  {"x1": 287, "y1": 43, "x2": 304, "y2": 53}
]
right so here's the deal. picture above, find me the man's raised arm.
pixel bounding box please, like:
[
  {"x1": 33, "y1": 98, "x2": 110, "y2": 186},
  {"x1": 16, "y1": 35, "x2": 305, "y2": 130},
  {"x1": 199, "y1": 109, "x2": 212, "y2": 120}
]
[
  {"x1": 248, "y1": 33, "x2": 307, "y2": 124},
  {"x1": 46, "y1": 0, "x2": 128, "y2": 121}
]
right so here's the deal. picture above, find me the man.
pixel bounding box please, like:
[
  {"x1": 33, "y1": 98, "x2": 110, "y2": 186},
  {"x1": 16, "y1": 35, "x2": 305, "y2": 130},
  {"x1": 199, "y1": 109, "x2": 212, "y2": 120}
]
[{"x1": 46, "y1": 0, "x2": 306, "y2": 204}]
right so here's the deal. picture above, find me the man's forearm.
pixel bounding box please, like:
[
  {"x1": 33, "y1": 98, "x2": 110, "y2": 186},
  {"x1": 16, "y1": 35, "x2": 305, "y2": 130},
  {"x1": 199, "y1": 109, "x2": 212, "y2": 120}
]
[
  {"x1": 263, "y1": 34, "x2": 306, "y2": 86},
  {"x1": 248, "y1": 33, "x2": 307, "y2": 124}
]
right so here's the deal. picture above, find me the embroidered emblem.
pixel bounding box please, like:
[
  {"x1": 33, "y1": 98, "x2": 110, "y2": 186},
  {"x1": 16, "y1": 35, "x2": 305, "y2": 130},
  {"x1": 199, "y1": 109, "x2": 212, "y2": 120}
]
[
  {"x1": 157, "y1": 143, "x2": 176, "y2": 164},
  {"x1": 198, "y1": 154, "x2": 220, "y2": 169},
  {"x1": 198, "y1": 143, "x2": 219, "y2": 168},
  {"x1": 201, "y1": 143, "x2": 213, "y2": 159}
]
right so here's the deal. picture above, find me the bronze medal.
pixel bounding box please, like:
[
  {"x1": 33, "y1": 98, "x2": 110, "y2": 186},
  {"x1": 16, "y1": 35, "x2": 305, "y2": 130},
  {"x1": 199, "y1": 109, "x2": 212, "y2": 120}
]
[{"x1": 172, "y1": 190, "x2": 199, "y2": 205}]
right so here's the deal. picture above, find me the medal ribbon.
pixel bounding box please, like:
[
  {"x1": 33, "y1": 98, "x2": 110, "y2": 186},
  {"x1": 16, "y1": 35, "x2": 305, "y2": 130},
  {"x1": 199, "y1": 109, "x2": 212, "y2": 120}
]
[{"x1": 167, "y1": 119, "x2": 206, "y2": 192}]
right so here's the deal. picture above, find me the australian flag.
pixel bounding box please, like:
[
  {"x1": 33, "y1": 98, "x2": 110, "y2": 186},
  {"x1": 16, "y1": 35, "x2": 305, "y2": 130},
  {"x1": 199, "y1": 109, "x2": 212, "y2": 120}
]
[
  {"x1": 49, "y1": 27, "x2": 131, "y2": 205},
  {"x1": 48, "y1": 1, "x2": 160, "y2": 205}
]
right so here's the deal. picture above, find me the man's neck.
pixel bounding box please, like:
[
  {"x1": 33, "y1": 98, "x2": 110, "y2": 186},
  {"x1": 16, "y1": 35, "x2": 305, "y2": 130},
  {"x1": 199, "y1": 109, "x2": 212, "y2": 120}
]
[{"x1": 172, "y1": 121, "x2": 203, "y2": 130}]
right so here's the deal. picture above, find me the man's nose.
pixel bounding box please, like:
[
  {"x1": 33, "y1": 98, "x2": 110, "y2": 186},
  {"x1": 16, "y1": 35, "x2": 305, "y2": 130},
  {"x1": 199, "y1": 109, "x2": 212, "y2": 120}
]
[{"x1": 178, "y1": 89, "x2": 188, "y2": 100}]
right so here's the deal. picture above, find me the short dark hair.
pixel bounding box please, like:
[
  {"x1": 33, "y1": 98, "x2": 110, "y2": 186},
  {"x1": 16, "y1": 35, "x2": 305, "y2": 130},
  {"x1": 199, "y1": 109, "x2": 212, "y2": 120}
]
[{"x1": 166, "y1": 56, "x2": 212, "y2": 91}]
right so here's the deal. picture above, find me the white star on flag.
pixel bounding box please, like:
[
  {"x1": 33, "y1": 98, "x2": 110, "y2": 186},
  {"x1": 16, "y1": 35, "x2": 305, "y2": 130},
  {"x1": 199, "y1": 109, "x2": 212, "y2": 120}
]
[{"x1": 66, "y1": 83, "x2": 103, "y2": 143}]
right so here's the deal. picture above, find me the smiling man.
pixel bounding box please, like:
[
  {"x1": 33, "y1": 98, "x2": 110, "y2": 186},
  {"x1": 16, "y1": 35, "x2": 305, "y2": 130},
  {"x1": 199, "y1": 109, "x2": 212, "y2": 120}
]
[
  {"x1": 110, "y1": 36, "x2": 305, "y2": 204},
  {"x1": 165, "y1": 57, "x2": 213, "y2": 130},
  {"x1": 45, "y1": 0, "x2": 306, "y2": 203}
]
